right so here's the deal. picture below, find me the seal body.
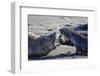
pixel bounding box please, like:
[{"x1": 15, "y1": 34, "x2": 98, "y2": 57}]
[{"x1": 28, "y1": 32, "x2": 56, "y2": 58}]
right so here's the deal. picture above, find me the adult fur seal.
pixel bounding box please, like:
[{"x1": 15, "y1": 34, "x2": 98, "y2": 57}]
[
  {"x1": 59, "y1": 28, "x2": 88, "y2": 55},
  {"x1": 28, "y1": 32, "x2": 56, "y2": 59}
]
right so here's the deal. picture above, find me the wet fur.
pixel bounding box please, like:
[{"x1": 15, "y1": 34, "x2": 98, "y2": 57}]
[
  {"x1": 60, "y1": 28, "x2": 88, "y2": 55},
  {"x1": 28, "y1": 32, "x2": 56, "y2": 58}
]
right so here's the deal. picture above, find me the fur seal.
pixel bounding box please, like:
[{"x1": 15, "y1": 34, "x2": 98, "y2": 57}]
[{"x1": 28, "y1": 32, "x2": 56, "y2": 59}]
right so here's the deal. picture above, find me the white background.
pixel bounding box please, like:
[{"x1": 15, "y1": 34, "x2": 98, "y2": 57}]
[
  {"x1": 21, "y1": 7, "x2": 95, "y2": 73},
  {"x1": 0, "y1": 0, "x2": 100, "y2": 76}
]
